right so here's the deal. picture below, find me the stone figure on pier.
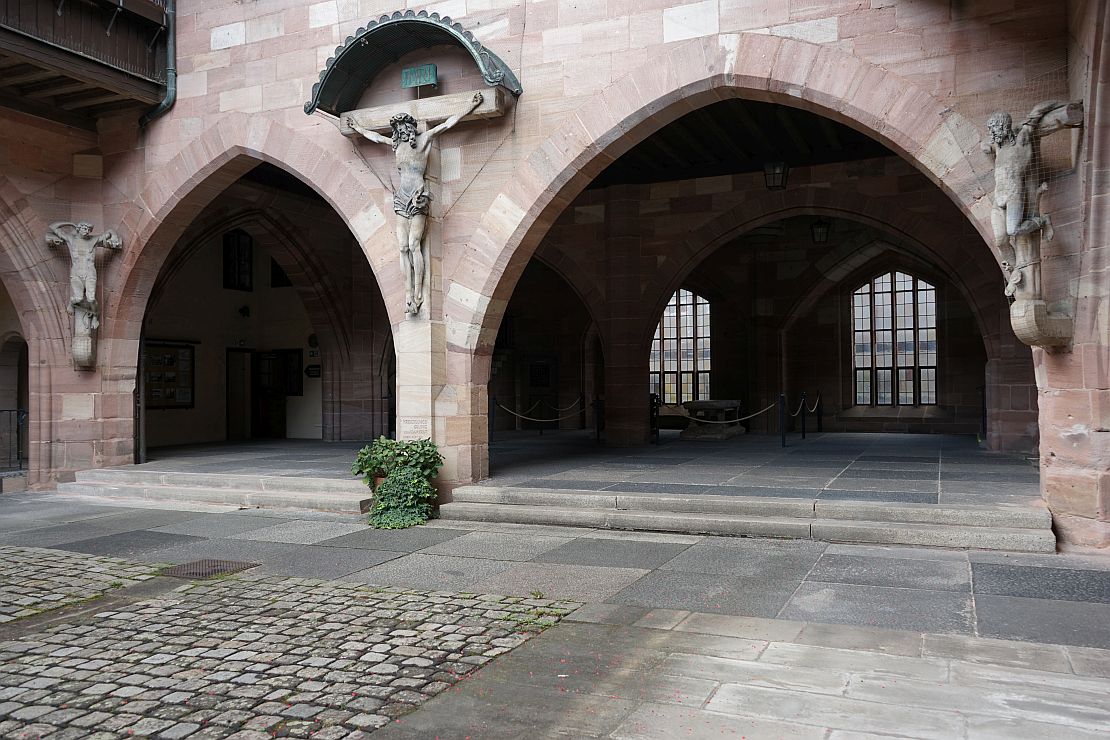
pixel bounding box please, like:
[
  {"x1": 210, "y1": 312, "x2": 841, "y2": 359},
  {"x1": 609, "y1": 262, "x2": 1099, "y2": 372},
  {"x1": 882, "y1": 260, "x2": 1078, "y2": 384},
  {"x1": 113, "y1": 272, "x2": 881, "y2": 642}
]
[
  {"x1": 346, "y1": 92, "x2": 484, "y2": 316},
  {"x1": 981, "y1": 100, "x2": 1083, "y2": 301},
  {"x1": 45, "y1": 220, "x2": 122, "y2": 367}
]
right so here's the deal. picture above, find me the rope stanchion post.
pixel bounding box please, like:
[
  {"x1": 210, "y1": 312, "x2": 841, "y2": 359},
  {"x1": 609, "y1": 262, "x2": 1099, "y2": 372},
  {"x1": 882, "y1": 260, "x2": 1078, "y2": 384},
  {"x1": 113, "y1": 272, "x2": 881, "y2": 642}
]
[
  {"x1": 801, "y1": 391, "x2": 807, "y2": 440},
  {"x1": 779, "y1": 392, "x2": 786, "y2": 448},
  {"x1": 817, "y1": 396, "x2": 823, "y2": 433}
]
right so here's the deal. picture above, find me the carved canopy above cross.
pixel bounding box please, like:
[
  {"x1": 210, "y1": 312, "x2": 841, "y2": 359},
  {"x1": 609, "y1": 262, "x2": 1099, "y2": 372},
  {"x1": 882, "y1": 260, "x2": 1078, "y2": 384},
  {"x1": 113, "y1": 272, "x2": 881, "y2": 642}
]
[{"x1": 304, "y1": 10, "x2": 523, "y2": 117}]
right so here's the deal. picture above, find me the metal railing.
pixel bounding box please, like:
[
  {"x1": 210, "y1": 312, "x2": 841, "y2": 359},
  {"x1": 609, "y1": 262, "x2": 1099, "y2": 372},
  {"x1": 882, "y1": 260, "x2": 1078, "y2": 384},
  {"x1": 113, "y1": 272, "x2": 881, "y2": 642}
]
[{"x1": 0, "y1": 409, "x2": 28, "y2": 471}]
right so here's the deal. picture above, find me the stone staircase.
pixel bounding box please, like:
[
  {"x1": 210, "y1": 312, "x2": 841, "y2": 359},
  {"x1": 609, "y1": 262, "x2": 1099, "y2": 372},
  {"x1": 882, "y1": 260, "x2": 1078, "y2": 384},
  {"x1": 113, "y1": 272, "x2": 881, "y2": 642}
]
[
  {"x1": 439, "y1": 486, "x2": 1057, "y2": 552},
  {"x1": 57, "y1": 468, "x2": 372, "y2": 514}
]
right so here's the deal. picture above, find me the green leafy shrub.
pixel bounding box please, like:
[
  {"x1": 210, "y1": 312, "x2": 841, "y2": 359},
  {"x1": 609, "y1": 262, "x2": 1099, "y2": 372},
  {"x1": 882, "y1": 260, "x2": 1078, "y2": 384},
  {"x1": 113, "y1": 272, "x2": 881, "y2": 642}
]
[
  {"x1": 368, "y1": 466, "x2": 436, "y2": 529},
  {"x1": 351, "y1": 436, "x2": 444, "y2": 491},
  {"x1": 352, "y1": 437, "x2": 445, "y2": 529}
]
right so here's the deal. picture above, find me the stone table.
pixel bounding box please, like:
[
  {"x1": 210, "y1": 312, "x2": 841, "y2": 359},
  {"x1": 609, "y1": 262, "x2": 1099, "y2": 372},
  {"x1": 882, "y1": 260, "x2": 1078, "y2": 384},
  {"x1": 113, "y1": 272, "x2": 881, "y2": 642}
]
[{"x1": 681, "y1": 400, "x2": 745, "y2": 440}]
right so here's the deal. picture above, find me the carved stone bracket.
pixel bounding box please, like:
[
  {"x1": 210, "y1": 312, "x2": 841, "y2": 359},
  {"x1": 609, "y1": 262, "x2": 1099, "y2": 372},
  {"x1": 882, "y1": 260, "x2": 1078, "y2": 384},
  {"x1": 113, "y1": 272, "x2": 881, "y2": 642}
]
[{"x1": 1010, "y1": 299, "x2": 1072, "y2": 348}]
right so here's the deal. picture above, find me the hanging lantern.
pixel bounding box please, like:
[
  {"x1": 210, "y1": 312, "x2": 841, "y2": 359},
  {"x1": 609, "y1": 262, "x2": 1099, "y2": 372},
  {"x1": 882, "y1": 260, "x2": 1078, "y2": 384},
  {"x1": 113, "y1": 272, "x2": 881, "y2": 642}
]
[
  {"x1": 810, "y1": 218, "x2": 831, "y2": 244},
  {"x1": 762, "y1": 161, "x2": 789, "y2": 190}
]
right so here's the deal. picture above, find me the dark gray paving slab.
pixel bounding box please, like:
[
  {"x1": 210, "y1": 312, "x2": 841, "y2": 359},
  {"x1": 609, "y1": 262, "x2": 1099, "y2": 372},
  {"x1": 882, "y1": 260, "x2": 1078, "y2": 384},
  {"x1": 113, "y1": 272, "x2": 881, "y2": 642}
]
[
  {"x1": 374, "y1": 678, "x2": 639, "y2": 739},
  {"x1": 608, "y1": 571, "x2": 800, "y2": 617},
  {"x1": 137, "y1": 537, "x2": 322, "y2": 567},
  {"x1": 972, "y1": 563, "x2": 1110, "y2": 604},
  {"x1": 839, "y1": 469, "x2": 938, "y2": 481},
  {"x1": 532, "y1": 538, "x2": 691, "y2": 569},
  {"x1": 825, "y1": 478, "x2": 938, "y2": 493},
  {"x1": 420, "y1": 530, "x2": 574, "y2": 561},
  {"x1": 55, "y1": 530, "x2": 206, "y2": 558},
  {"x1": 0, "y1": 517, "x2": 53, "y2": 533},
  {"x1": 315, "y1": 526, "x2": 470, "y2": 552},
  {"x1": 0, "y1": 502, "x2": 131, "y2": 525},
  {"x1": 57, "y1": 508, "x2": 208, "y2": 533},
  {"x1": 347, "y1": 553, "x2": 515, "y2": 591},
  {"x1": 151, "y1": 513, "x2": 286, "y2": 537},
  {"x1": 255, "y1": 545, "x2": 404, "y2": 579},
  {"x1": 231, "y1": 520, "x2": 367, "y2": 544},
  {"x1": 659, "y1": 541, "x2": 820, "y2": 580},
  {"x1": 0, "y1": 521, "x2": 123, "y2": 547},
  {"x1": 473, "y1": 562, "x2": 649, "y2": 602},
  {"x1": 940, "y1": 471, "x2": 1038, "y2": 482},
  {"x1": 778, "y1": 583, "x2": 975, "y2": 634},
  {"x1": 975, "y1": 594, "x2": 1110, "y2": 649},
  {"x1": 968, "y1": 551, "x2": 1110, "y2": 571},
  {"x1": 807, "y1": 554, "x2": 970, "y2": 593}
]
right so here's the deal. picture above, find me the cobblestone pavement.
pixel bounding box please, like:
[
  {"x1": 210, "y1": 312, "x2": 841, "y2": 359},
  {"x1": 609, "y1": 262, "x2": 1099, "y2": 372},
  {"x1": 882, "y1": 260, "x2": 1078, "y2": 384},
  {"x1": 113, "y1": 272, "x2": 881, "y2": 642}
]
[
  {"x1": 0, "y1": 562, "x2": 576, "y2": 738},
  {"x1": 0, "y1": 546, "x2": 160, "y2": 624}
]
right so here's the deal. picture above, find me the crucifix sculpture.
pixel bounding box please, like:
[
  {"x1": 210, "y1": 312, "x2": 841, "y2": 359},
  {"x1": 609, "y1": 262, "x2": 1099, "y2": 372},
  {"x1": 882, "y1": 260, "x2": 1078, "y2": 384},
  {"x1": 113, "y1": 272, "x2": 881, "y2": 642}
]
[
  {"x1": 981, "y1": 100, "x2": 1083, "y2": 302},
  {"x1": 45, "y1": 221, "x2": 122, "y2": 367},
  {"x1": 345, "y1": 91, "x2": 484, "y2": 317}
]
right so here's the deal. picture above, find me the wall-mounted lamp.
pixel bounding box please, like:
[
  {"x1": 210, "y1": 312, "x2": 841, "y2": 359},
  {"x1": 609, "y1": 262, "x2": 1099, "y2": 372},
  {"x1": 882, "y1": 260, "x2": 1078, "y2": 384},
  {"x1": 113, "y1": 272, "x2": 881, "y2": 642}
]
[
  {"x1": 763, "y1": 161, "x2": 789, "y2": 190},
  {"x1": 810, "y1": 219, "x2": 831, "y2": 245}
]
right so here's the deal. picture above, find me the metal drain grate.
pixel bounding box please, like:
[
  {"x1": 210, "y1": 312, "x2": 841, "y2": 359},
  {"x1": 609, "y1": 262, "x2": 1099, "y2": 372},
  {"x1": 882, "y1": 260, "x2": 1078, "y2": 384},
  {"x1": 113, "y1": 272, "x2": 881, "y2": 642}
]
[{"x1": 160, "y1": 559, "x2": 259, "y2": 580}]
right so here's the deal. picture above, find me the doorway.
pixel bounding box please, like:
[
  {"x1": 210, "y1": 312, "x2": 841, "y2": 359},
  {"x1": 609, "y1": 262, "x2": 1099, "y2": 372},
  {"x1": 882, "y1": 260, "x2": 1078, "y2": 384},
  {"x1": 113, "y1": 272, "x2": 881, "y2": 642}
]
[{"x1": 225, "y1": 348, "x2": 304, "y2": 440}]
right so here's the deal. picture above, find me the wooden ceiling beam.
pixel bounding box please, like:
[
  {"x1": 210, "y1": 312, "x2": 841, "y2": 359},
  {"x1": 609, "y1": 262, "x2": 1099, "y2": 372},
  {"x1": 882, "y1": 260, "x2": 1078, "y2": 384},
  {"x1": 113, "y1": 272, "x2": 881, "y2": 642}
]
[
  {"x1": 730, "y1": 101, "x2": 779, "y2": 157},
  {"x1": 21, "y1": 79, "x2": 91, "y2": 99},
  {"x1": 0, "y1": 27, "x2": 162, "y2": 103},
  {"x1": 1, "y1": 65, "x2": 54, "y2": 86},
  {"x1": 0, "y1": 91, "x2": 97, "y2": 131},
  {"x1": 775, "y1": 107, "x2": 812, "y2": 156},
  {"x1": 818, "y1": 117, "x2": 844, "y2": 151},
  {"x1": 696, "y1": 108, "x2": 752, "y2": 162},
  {"x1": 57, "y1": 91, "x2": 126, "y2": 110}
]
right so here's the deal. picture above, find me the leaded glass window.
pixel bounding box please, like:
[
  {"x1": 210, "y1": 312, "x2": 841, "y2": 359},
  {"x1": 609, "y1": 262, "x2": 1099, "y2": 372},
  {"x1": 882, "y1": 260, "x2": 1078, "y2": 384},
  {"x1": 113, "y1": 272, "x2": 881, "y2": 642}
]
[
  {"x1": 650, "y1": 289, "x2": 710, "y2": 404},
  {"x1": 853, "y1": 272, "x2": 936, "y2": 406}
]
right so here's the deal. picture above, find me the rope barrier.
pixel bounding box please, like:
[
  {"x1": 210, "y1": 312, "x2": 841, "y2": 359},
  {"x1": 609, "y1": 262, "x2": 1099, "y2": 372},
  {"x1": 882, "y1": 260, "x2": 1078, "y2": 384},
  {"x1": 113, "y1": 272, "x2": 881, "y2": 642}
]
[
  {"x1": 789, "y1": 397, "x2": 807, "y2": 417},
  {"x1": 496, "y1": 403, "x2": 584, "y2": 423},
  {"x1": 806, "y1": 394, "x2": 821, "y2": 414},
  {"x1": 541, "y1": 396, "x2": 583, "y2": 413},
  {"x1": 682, "y1": 402, "x2": 777, "y2": 424}
]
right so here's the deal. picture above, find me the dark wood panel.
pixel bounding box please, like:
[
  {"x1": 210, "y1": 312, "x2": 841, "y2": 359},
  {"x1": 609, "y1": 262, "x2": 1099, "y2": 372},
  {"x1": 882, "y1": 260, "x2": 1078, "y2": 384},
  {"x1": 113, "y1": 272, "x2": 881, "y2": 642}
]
[{"x1": 0, "y1": 0, "x2": 166, "y2": 82}]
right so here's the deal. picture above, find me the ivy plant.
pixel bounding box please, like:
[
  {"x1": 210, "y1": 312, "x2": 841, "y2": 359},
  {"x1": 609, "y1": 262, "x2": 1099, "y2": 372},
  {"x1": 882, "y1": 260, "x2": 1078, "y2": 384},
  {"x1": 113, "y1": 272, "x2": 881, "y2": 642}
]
[
  {"x1": 368, "y1": 466, "x2": 437, "y2": 529},
  {"x1": 352, "y1": 436, "x2": 445, "y2": 529},
  {"x1": 351, "y1": 436, "x2": 444, "y2": 491}
]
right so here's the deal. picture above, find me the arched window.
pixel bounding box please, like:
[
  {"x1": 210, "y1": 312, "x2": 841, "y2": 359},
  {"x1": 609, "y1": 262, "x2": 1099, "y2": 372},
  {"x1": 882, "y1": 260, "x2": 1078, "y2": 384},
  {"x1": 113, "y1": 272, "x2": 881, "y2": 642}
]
[
  {"x1": 650, "y1": 289, "x2": 710, "y2": 404},
  {"x1": 853, "y1": 272, "x2": 937, "y2": 406}
]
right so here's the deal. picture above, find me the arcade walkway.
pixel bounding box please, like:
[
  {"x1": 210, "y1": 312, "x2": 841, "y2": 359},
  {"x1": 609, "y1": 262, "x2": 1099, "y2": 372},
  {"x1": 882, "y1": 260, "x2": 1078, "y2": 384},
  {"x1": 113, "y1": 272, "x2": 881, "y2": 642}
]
[{"x1": 484, "y1": 431, "x2": 1041, "y2": 509}]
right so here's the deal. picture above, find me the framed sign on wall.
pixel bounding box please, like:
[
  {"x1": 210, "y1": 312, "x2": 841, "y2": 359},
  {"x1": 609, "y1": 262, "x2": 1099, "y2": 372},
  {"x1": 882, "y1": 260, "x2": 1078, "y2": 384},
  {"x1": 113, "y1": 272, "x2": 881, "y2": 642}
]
[{"x1": 144, "y1": 342, "x2": 195, "y2": 409}]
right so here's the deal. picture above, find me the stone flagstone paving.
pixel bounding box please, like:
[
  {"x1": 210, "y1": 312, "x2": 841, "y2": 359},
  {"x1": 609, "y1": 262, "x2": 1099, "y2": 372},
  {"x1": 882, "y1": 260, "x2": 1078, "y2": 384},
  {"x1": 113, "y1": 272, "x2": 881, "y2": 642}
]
[
  {"x1": 0, "y1": 564, "x2": 576, "y2": 738},
  {"x1": 0, "y1": 546, "x2": 160, "y2": 623}
]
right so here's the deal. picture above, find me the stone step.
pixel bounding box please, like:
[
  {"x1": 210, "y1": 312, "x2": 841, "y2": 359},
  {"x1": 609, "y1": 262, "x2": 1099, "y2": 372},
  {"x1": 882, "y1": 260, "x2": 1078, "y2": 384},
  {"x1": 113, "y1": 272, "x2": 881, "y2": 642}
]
[
  {"x1": 75, "y1": 467, "x2": 367, "y2": 494},
  {"x1": 451, "y1": 486, "x2": 1052, "y2": 529},
  {"x1": 441, "y1": 481, "x2": 1057, "y2": 552},
  {"x1": 438, "y1": 501, "x2": 1055, "y2": 552},
  {"x1": 57, "y1": 480, "x2": 371, "y2": 514}
]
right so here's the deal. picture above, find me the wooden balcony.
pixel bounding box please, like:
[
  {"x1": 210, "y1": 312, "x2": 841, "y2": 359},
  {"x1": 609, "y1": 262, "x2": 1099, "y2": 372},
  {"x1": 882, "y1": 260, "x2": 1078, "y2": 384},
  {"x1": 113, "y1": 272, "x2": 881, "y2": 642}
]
[{"x1": 0, "y1": 0, "x2": 168, "y2": 130}]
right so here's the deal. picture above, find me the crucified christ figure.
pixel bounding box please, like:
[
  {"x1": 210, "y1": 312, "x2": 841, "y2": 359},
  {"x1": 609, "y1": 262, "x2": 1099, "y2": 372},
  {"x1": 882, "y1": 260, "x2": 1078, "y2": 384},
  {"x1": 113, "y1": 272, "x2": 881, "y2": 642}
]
[
  {"x1": 45, "y1": 221, "x2": 123, "y2": 322},
  {"x1": 981, "y1": 100, "x2": 1082, "y2": 298},
  {"x1": 346, "y1": 92, "x2": 484, "y2": 316}
]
